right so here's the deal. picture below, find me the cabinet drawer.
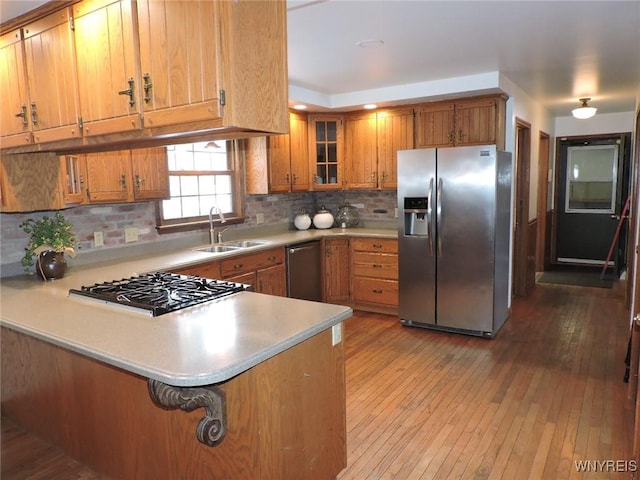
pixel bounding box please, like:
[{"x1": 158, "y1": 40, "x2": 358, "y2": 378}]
[
  {"x1": 352, "y1": 277, "x2": 398, "y2": 306},
  {"x1": 172, "y1": 261, "x2": 221, "y2": 280},
  {"x1": 221, "y1": 248, "x2": 284, "y2": 277},
  {"x1": 352, "y1": 252, "x2": 398, "y2": 280},
  {"x1": 351, "y1": 238, "x2": 397, "y2": 253}
]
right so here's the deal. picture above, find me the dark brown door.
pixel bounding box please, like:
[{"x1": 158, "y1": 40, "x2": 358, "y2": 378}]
[{"x1": 513, "y1": 119, "x2": 531, "y2": 297}]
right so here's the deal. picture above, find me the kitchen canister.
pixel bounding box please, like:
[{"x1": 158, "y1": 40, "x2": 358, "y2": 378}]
[
  {"x1": 312, "y1": 206, "x2": 334, "y2": 229},
  {"x1": 335, "y1": 202, "x2": 360, "y2": 228},
  {"x1": 294, "y1": 209, "x2": 312, "y2": 230}
]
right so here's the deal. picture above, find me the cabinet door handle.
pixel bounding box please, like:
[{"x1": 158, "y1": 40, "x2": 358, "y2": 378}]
[
  {"x1": 458, "y1": 129, "x2": 464, "y2": 141},
  {"x1": 30, "y1": 102, "x2": 38, "y2": 125},
  {"x1": 15, "y1": 104, "x2": 28, "y2": 126},
  {"x1": 285, "y1": 173, "x2": 290, "y2": 184},
  {"x1": 119, "y1": 174, "x2": 127, "y2": 189},
  {"x1": 118, "y1": 77, "x2": 135, "y2": 107},
  {"x1": 447, "y1": 130, "x2": 455, "y2": 144},
  {"x1": 135, "y1": 175, "x2": 144, "y2": 191},
  {"x1": 143, "y1": 73, "x2": 153, "y2": 103}
]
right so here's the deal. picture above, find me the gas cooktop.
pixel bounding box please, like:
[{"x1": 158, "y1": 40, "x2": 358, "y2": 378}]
[{"x1": 69, "y1": 272, "x2": 250, "y2": 316}]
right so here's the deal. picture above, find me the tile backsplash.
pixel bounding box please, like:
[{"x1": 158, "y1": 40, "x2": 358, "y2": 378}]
[{"x1": 0, "y1": 190, "x2": 397, "y2": 270}]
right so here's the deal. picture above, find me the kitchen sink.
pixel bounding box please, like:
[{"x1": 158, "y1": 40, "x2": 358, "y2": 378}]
[
  {"x1": 195, "y1": 240, "x2": 268, "y2": 253},
  {"x1": 195, "y1": 245, "x2": 241, "y2": 253},
  {"x1": 222, "y1": 240, "x2": 268, "y2": 248}
]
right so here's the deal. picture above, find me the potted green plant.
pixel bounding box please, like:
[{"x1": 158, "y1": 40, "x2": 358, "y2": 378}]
[{"x1": 20, "y1": 212, "x2": 77, "y2": 280}]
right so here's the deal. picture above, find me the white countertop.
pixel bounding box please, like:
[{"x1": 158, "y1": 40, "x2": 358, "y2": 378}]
[{"x1": 0, "y1": 228, "x2": 395, "y2": 387}]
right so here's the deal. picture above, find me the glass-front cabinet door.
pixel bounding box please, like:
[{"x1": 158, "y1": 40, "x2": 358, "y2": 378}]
[{"x1": 308, "y1": 115, "x2": 343, "y2": 190}]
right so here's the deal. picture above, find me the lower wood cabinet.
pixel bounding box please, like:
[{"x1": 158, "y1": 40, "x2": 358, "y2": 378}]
[
  {"x1": 172, "y1": 261, "x2": 221, "y2": 280},
  {"x1": 171, "y1": 248, "x2": 286, "y2": 297},
  {"x1": 221, "y1": 247, "x2": 286, "y2": 297},
  {"x1": 322, "y1": 237, "x2": 351, "y2": 304},
  {"x1": 350, "y1": 237, "x2": 398, "y2": 315}
]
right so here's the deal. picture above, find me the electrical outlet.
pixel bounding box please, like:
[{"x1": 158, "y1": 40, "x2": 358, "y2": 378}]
[
  {"x1": 332, "y1": 323, "x2": 342, "y2": 346},
  {"x1": 124, "y1": 227, "x2": 138, "y2": 243},
  {"x1": 93, "y1": 231, "x2": 104, "y2": 247},
  {"x1": 256, "y1": 213, "x2": 264, "y2": 224},
  {"x1": 394, "y1": 208, "x2": 398, "y2": 218}
]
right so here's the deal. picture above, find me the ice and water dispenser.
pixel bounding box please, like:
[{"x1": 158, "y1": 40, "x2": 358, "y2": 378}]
[{"x1": 402, "y1": 197, "x2": 429, "y2": 237}]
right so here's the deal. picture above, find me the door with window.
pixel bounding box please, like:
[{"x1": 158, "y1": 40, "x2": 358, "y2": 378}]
[{"x1": 556, "y1": 136, "x2": 630, "y2": 272}]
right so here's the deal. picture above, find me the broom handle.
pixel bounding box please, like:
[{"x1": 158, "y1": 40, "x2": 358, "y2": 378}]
[{"x1": 601, "y1": 195, "x2": 631, "y2": 280}]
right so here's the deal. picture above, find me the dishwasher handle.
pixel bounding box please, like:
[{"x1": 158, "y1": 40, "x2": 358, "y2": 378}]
[{"x1": 288, "y1": 244, "x2": 317, "y2": 255}]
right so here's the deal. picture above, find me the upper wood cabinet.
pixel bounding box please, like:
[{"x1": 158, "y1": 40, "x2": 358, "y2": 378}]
[
  {"x1": 344, "y1": 107, "x2": 414, "y2": 189},
  {"x1": 309, "y1": 115, "x2": 344, "y2": 190},
  {"x1": 0, "y1": 152, "x2": 65, "y2": 212},
  {"x1": 23, "y1": 8, "x2": 81, "y2": 144},
  {"x1": 415, "y1": 95, "x2": 506, "y2": 149},
  {"x1": 130, "y1": 147, "x2": 169, "y2": 200},
  {"x1": 1, "y1": 0, "x2": 288, "y2": 153},
  {"x1": 85, "y1": 147, "x2": 169, "y2": 203},
  {"x1": 0, "y1": 28, "x2": 32, "y2": 148},
  {"x1": 136, "y1": 0, "x2": 221, "y2": 129},
  {"x1": 137, "y1": 0, "x2": 288, "y2": 136},
  {"x1": 60, "y1": 154, "x2": 87, "y2": 206},
  {"x1": 72, "y1": 0, "x2": 142, "y2": 138},
  {"x1": 246, "y1": 111, "x2": 309, "y2": 194}
]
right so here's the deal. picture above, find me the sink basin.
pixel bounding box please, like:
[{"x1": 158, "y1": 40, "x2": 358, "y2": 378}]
[
  {"x1": 195, "y1": 240, "x2": 268, "y2": 254},
  {"x1": 222, "y1": 240, "x2": 268, "y2": 248},
  {"x1": 195, "y1": 245, "x2": 241, "y2": 253}
]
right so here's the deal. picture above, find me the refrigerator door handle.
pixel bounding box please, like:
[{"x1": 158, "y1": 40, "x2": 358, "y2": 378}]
[
  {"x1": 427, "y1": 177, "x2": 434, "y2": 256},
  {"x1": 436, "y1": 177, "x2": 443, "y2": 256}
]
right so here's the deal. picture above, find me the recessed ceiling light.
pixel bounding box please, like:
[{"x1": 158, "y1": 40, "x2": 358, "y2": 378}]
[
  {"x1": 363, "y1": 104, "x2": 377, "y2": 110},
  {"x1": 292, "y1": 104, "x2": 307, "y2": 110},
  {"x1": 356, "y1": 39, "x2": 384, "y2": 49}
]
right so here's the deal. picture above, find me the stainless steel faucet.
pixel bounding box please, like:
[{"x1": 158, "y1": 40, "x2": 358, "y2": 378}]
[{"x1": 208, "y1": 206, "x2": 227, "y2": 244}]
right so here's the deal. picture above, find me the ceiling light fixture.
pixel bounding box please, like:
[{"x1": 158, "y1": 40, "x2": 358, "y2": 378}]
[
  {"x1": 571, "y1": 98, "x2": 597, "y2": 119},
  {"x1": 363, "y1": 104, "x2": 377, "y2": 110},
  {"x1": 356, "y1": 39, "x2": 384, "y2": 49},
  {"x1": 292, "y1": 104, "x2": 307, "y2": 110}
]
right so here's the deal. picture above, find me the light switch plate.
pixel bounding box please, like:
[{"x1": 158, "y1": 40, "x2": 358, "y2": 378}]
[
  {"x1": 125, "y1": 227, "x2": 138, "y2": 243},
  {"x1": 332, "y1": 323, "x2": 342, "y2": 346},
  {"x1": 93, "y1": 231, "x2": 104, "y2": 247},
  {"x1": 256, "y1": 213, "x2": 264, "y2": 224}
]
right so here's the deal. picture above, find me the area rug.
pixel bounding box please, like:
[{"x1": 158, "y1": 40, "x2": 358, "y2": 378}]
[{"x1": 537, "y1": 269, "x2": 613, "y2": 289}]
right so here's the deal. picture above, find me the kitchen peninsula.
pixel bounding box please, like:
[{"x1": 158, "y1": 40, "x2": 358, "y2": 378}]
[{"x1": 1, "y1": 245, "x2": 352, "y2": 480}]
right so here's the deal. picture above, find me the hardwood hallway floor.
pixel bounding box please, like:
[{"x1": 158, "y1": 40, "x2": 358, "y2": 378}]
[
  {"x1": 2, "y1": 282, "x2": 635, "y2": 479},
  {"x1": 337, "y1": 283, "x2": 634, "y2": 480}
]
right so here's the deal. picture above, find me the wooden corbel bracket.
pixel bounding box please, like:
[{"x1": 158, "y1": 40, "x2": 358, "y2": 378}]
[{"x1": 147, "y1": 379, "x2": 227, "y2": 447}]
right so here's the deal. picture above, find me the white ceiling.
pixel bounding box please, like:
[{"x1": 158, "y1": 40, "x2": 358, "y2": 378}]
[
  {"x1": 287, "y1": 0, "x2": 640, "y2": 117},
  {"x1": 3, "y1": 1, "x2": 639, "y2": 118}
]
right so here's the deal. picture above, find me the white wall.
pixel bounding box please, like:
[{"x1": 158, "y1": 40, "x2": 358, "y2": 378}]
[
  {"x1": 499, "y1": 74, "x2": 556, "y2": 221},
  {"x1": 555, "y1": 112, "x2": 635, "y2": 137}
]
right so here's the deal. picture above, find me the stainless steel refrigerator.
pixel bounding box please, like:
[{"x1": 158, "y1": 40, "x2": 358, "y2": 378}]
[{"x1": 397, "y1": 145, "x2": 512, "y2": 337}]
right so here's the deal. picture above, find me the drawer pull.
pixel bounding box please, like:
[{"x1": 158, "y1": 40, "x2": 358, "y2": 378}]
[
  {"x1": 372, "y1": 243, "x2": 382, "y2": 248},
  {"x1": 373, "y1": 264, "x2": 382, "y2": 268},
  {"x1": 268, "y1": 256, "x2": 276, "y2": 261},
  {"x1": 372, "y1": 289, "x2": 383, "y2": 294},
  {"x1": 234, "y1": 263, "x2": 244, "y2": 270}
]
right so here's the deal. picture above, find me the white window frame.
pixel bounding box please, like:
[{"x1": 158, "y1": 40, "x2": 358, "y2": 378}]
[{"x1": 157, "y1": 140, "x2": 245, "y2": 232}]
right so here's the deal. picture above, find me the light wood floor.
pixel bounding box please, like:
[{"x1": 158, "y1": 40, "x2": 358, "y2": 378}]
[
  {"x1": 2, "y1": 282, "x2": 635, "y2": 479},
  {"x1": 338, "y1": 283, "x2": 634, "y2": 480}
]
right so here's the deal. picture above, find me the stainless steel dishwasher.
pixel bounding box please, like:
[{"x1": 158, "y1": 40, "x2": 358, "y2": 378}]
[{"x1": 286, "y1": 240, "x2": 322, "y2": 301}]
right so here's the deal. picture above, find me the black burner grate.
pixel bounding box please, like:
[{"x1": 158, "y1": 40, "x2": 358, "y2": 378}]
[{"x1": 69, "y1": 272, "x2": 248, "y2": 316}]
